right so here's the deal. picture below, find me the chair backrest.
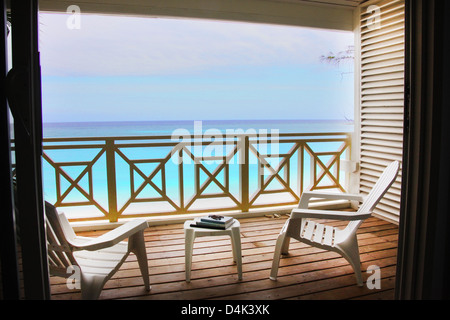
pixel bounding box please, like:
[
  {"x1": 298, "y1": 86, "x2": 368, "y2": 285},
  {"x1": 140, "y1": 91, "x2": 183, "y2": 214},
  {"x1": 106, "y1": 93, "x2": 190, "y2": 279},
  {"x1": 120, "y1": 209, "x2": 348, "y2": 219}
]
[
  {"x1": 45, "y1": 201, "x2": 78, "y2": 277},
  {"x1": 348, "y1": 161, "x2": 400, "y2": 232}
]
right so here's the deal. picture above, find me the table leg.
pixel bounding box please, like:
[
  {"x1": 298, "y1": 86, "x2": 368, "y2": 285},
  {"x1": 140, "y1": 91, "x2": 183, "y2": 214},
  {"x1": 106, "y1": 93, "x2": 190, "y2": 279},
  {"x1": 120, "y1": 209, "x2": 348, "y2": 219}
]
[
  {"x1": 230, "y1": 226, "x2": 243, "y2": 280},
  {"x1": 184, "y1": 228, "x2": 195, "y2": 282}
]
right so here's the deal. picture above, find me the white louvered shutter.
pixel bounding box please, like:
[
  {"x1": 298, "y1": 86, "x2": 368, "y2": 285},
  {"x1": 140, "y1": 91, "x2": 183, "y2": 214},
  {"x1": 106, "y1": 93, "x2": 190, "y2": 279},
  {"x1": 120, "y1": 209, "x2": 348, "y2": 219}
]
[{"x1": 358, "y1": 0, "x2": 405, "y2": 224}]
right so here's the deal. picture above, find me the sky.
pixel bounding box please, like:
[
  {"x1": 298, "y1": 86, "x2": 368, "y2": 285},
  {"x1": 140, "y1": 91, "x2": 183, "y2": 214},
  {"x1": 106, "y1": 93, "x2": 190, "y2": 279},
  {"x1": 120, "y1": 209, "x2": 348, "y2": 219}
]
[{"x1": 38, "y1": 12, "x2": 354, "y2": 123}]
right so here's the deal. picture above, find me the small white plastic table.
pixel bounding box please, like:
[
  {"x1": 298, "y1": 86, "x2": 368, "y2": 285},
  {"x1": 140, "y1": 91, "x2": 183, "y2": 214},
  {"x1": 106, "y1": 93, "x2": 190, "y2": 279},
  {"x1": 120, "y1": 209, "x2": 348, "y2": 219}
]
[{"x1": 183, "y1": 219, "x2": 242, "y2": 282}]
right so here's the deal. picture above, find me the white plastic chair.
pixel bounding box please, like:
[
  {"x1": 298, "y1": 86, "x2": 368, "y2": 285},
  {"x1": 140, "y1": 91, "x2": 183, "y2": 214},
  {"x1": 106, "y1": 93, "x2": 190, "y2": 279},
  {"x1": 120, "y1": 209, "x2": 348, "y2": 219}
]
[
  {"x1": 270, "y1": 161, "x2": 400, "y2": 286},
  {"x1": 45, "y1": 202, "x2": 151, "y2": 299}
]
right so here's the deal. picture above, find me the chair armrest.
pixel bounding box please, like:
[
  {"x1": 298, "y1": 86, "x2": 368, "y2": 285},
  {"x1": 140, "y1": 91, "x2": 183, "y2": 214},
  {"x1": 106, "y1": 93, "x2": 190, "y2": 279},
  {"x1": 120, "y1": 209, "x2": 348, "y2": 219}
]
[
  {"x1": 69, "y1": 219, "x2": 148, "y2": 251},
  {"x1": 298, "y1": 191, "x2": 365, "y2": 208},
  {"x1": 290, "y1": 208, "x2": 371, "y2": 221}
]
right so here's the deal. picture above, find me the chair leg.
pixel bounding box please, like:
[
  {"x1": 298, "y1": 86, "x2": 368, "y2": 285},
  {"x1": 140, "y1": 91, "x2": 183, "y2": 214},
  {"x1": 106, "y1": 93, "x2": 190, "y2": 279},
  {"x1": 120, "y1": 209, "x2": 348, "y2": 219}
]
[
  {"x1": 81, "y1": 274, "x2": 106, "y2": 300},
  {"x1": 129, "y1": 230, "x2": 151, "y2": 291},
  {"x1": 337, "y1": 237, "x2": 363, "y2": 287},
  {"x1": 270, "y1": 231, "x2": 288, "y2": 281},
  {"x1": 184, "y1": 228, "x2": 195, "y2": 282},
  {"x1": 281, "y1": 234, "x2": 290, "y2": 255}
]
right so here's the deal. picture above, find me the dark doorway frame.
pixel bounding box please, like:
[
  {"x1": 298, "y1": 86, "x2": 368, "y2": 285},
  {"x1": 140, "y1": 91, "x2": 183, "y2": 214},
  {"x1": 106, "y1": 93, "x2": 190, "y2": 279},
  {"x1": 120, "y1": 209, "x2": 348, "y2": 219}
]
[
  {"x1": 396, "y1": 0, "x2": 450, "y2": 300},
  {"x1": 1, "y1": 0, "x2": 50, "y2": 299},
  {"x1": 1, "y1": 0, "x2": 450, "y2": 300}
]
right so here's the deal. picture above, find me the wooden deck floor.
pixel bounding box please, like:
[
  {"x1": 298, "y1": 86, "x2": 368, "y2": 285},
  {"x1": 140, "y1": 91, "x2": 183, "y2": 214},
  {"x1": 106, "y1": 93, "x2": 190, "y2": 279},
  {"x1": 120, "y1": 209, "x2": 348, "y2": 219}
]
[{"x1": 49, "y1": 214, "x2": 398, "y2": 300}]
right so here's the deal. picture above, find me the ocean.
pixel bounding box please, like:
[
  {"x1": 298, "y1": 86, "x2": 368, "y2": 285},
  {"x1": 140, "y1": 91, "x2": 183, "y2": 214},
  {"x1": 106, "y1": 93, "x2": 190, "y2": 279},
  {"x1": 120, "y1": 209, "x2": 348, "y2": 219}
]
[
  {"x1": 43, "y1": 119, "x2": 354, "y2": 138},
  {"x1": 41, "y1": 119, "x2": 354, "y2": 219}
]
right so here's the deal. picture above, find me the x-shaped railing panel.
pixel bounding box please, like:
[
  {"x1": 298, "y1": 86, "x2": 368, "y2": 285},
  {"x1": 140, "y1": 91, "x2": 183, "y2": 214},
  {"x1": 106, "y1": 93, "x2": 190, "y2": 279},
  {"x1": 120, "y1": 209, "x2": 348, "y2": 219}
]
[{"x1": 41, "y1": 133, "x2": 351, "y2": 222}]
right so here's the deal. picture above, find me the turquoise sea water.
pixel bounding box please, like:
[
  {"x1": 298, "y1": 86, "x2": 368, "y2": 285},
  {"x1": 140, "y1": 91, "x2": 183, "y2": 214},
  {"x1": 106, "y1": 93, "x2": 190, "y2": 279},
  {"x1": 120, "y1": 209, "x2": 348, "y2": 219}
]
[
  {"x1": 43, "y1": 119, "x2": 353, "y2": 138},
  {"x1": 42, "y1": 120, "x2": 354, "y2": 219}
]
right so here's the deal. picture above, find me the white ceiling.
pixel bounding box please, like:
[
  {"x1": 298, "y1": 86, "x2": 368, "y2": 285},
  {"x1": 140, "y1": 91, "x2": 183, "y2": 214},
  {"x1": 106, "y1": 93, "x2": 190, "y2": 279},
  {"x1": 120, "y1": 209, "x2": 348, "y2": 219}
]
[
  {"x1": 39, "y1": 0, "x2": 366, "y2": 31},
  {"x1": 266, "y1": 0, "x2": 365, "y2": 7}
]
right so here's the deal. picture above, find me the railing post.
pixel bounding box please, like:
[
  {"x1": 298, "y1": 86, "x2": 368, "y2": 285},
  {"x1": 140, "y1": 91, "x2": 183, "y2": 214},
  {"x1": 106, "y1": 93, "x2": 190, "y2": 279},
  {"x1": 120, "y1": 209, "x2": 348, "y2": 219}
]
[
  {"x1": 178, "y1": 147, "x2": 185, "y2": 212},
  {"x1": 298, "y1": 142, "x2": 304, "y2": 196},
  {"x1": 105, "y1": 138, "x2": 118, "y2": 222},
  {"x1": 346, "y1": 134, "x2": 353, "y2": 194},
  {"x1": 239, "y1": 135, "x2": 249, "y2": 212}
]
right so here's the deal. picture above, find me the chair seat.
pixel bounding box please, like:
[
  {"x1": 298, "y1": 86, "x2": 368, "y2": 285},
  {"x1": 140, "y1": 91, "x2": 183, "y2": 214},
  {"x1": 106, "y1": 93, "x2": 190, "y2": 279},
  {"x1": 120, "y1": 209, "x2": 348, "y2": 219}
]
[
  {"x1": 73, "y1": 238, "x2": 129, "y2": 277},
  {"x1": 300, "y1": 219, "x2": 336, "y2": 247}
]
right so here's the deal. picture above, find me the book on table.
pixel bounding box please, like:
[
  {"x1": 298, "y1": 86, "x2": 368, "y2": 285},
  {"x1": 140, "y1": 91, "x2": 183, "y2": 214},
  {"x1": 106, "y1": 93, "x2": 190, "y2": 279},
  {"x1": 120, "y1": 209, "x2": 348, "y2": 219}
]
[{"x1": 190, "y1": 215, "x2": 235, "y2": 230}]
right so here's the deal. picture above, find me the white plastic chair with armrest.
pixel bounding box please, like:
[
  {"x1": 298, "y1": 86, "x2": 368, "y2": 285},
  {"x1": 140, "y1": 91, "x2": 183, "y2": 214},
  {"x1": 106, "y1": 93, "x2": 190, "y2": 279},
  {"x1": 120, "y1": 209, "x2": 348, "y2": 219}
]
[
  {"x1": 270, "y1": 161, "x2": 400, "y2": 286},
  {"x1": 45, "y1": 201, "x2": 151, "y2": 299}
]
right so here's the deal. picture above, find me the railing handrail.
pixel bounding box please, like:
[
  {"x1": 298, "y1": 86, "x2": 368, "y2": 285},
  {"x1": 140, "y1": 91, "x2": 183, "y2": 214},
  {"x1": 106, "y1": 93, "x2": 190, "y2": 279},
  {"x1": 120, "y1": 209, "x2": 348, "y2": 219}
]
[{"x1": 40, "y1": 131, "x2": 351, "y2": 143}]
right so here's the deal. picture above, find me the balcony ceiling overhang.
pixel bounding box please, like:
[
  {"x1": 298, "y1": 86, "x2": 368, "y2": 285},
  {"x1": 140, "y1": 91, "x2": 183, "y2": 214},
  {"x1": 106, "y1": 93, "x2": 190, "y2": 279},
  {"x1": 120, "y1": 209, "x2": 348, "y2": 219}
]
[{"x1": 38, "y1": 0, "x2": 366, "y2": 31}]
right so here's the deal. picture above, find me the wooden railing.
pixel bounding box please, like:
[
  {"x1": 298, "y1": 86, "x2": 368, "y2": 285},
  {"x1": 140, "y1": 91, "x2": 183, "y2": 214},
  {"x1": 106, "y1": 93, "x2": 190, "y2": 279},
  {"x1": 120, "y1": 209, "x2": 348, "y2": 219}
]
[{"x1": 41, "y1": 132, "x2": 351, "y2": 222}]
